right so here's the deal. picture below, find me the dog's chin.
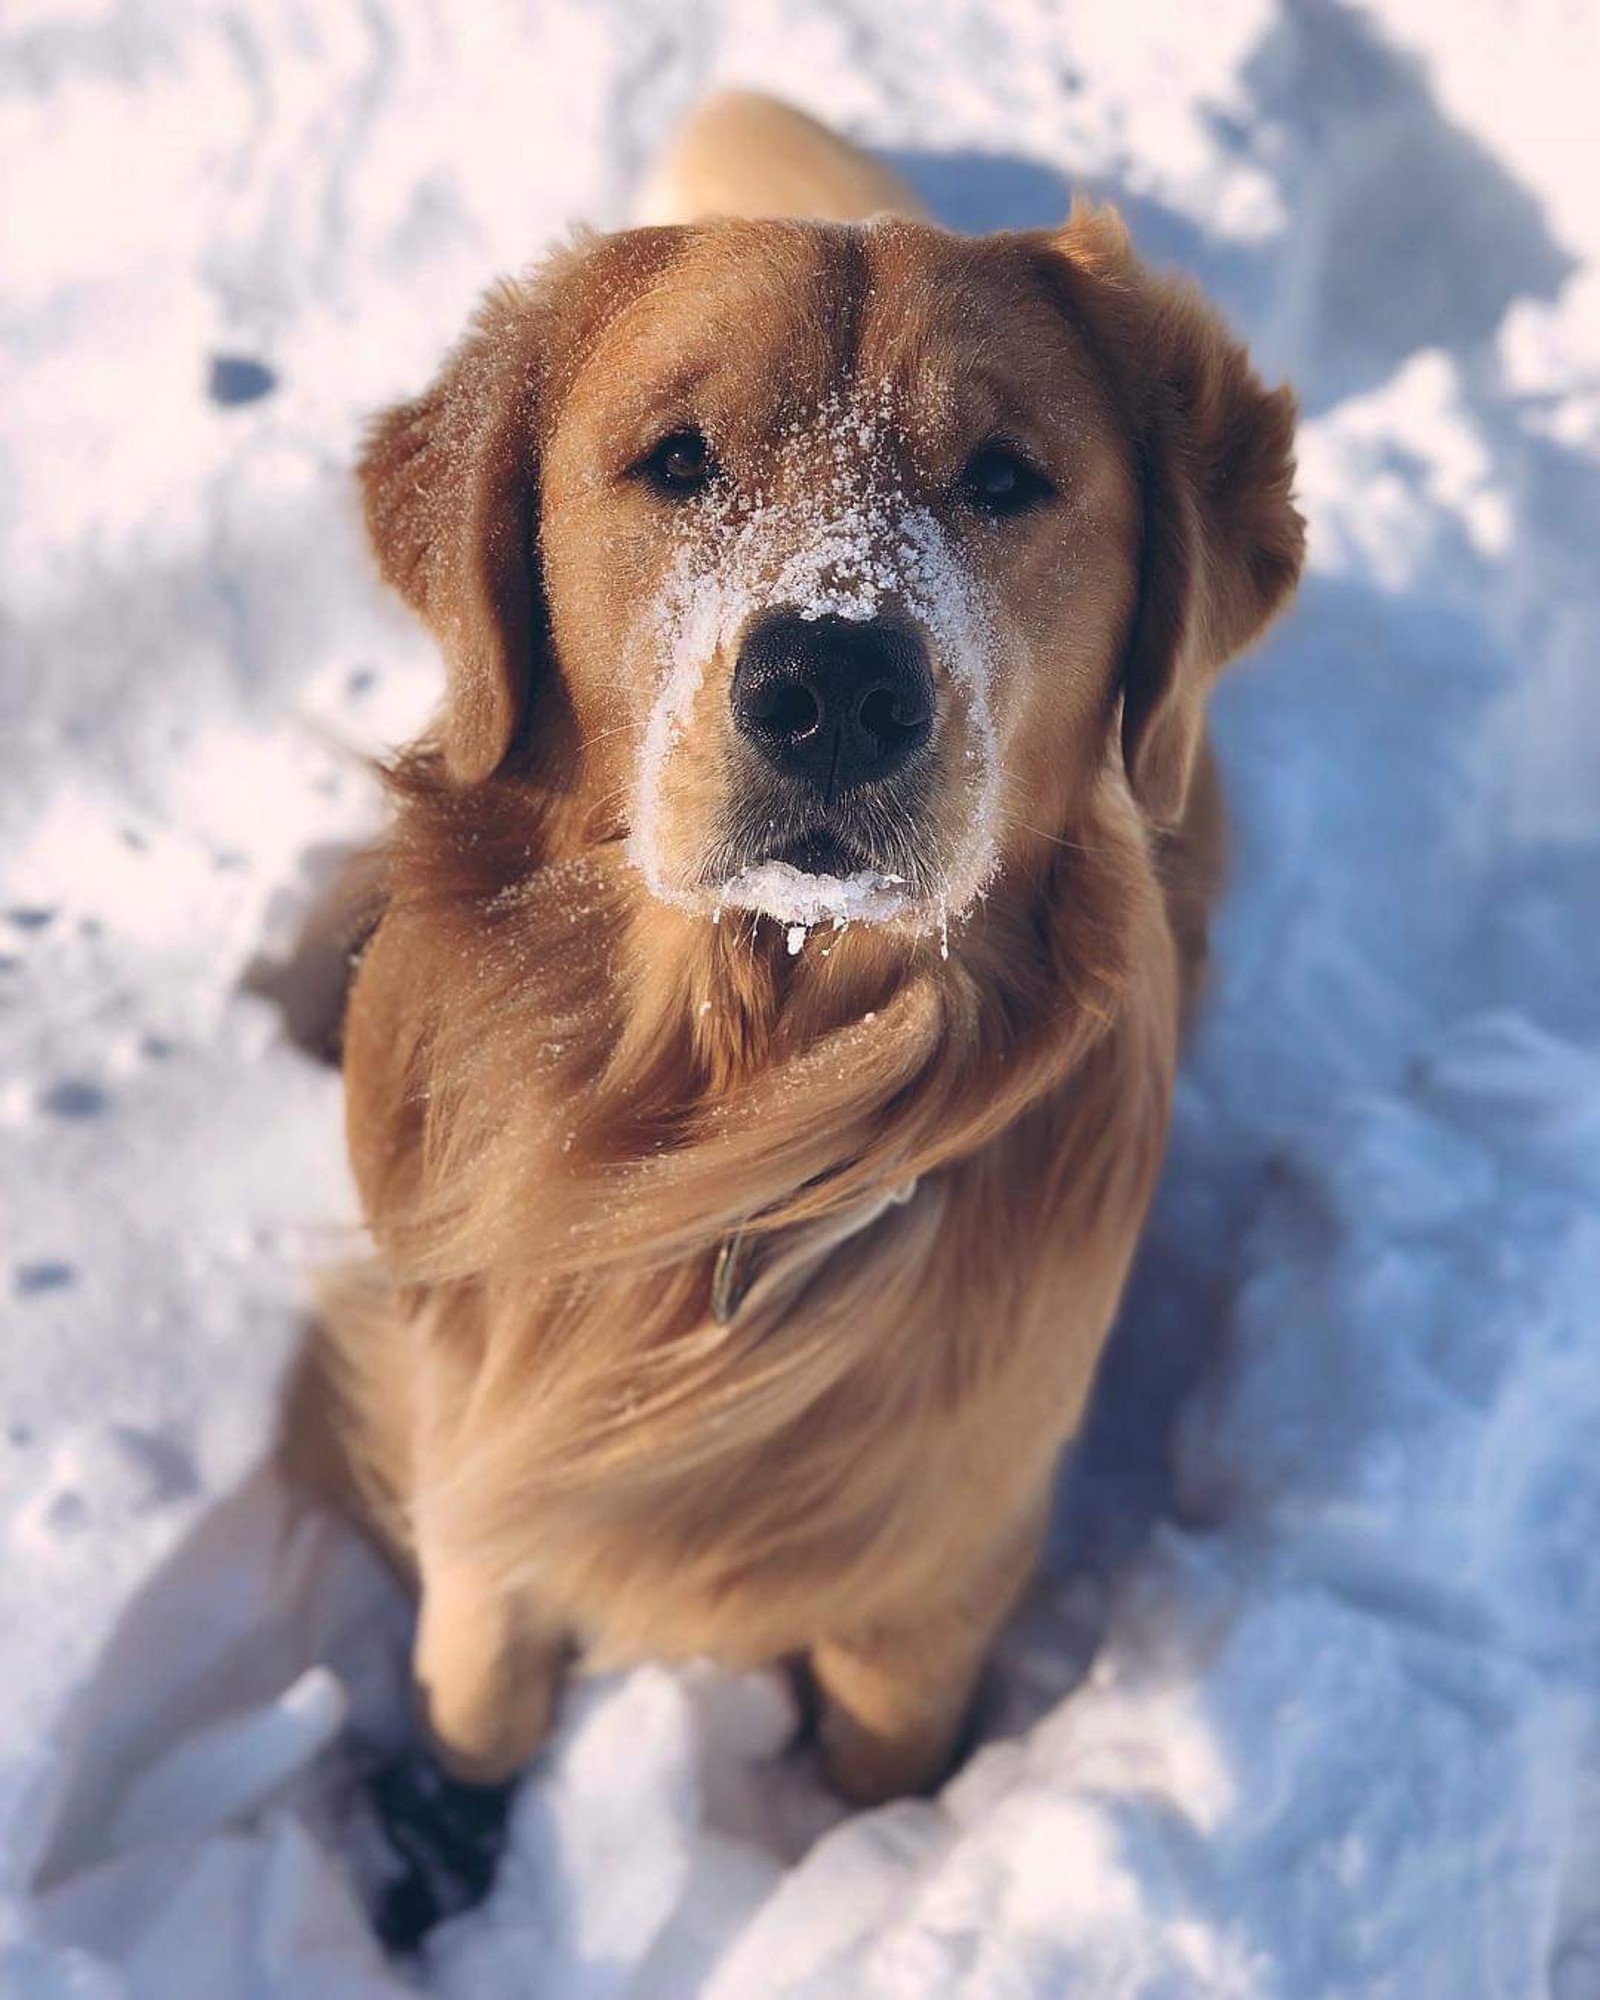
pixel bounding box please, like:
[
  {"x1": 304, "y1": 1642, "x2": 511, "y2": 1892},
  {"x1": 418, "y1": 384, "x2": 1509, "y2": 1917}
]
[
  {"x1": 639, "y1": 801, "x2": 988, "y2": 936},
  {"x1": 705, "y1": 829, "x2": 922, "y2": 931}
]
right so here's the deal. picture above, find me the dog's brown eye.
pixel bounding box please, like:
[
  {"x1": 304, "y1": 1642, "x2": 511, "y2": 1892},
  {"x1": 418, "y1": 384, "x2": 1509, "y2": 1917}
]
[
  {"x1": 641, "y1": 428, "x2": 715, "y2": 496},
  {"x1": 961, "y1": 444, "x2": 1052, "y2": 518}
]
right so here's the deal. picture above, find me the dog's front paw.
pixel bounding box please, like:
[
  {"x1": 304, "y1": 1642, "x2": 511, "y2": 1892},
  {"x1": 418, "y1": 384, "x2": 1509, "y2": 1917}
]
[
  {"x1": 815, "y1": 1700, "x2": 965, "y2": 1807},
  {"x1": 415, "y1": 1653, "x2": 561, "y2": 1789},
  {"x1": 412, "y1": 1583, "x2": 569, "y2": 1787}
]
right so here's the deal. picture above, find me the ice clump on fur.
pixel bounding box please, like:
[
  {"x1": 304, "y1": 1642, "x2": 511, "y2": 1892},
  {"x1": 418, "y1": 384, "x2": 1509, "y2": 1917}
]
[
  {"x1": 718, "y1": 861, "x2": 910, "y2": 928},
  {"x1": 627, "y1": 387, "x2": 1002, "y2": 936},
  {"x1": 716, "y1": 863, "x2": 911, "y2": 956}
]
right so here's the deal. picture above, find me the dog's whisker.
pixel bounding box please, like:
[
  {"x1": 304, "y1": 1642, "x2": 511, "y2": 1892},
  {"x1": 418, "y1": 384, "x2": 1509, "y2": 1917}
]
[{"x1": 993, "y1": 807, "x2": 1112, "y2": 857}]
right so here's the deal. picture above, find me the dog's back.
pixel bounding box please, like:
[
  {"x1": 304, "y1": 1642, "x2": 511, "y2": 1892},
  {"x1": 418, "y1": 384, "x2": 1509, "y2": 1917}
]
[{"x1": 634, "y1": 89, "x2": 927, "y2": 226}]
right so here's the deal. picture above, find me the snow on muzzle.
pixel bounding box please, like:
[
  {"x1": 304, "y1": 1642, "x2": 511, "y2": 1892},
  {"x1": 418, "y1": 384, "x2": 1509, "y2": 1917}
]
[{"x1": 626, "y1": 409, "x2": 1001, "y2": 951}]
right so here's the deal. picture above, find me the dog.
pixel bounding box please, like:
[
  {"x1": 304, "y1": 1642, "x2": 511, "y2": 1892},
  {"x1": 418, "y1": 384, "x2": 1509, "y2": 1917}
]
[{"x1": 287, "y1": 90, "x2": 1303, "y2": 1811}]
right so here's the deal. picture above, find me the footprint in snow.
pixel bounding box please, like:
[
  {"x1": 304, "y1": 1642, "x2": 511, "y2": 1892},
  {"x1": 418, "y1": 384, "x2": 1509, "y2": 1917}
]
[
  {"x1": 37, "y1": 1078, "x2": 112, "y2": 1120},
  {"x1": 14, "y1": 1261, "x2": 77, "y2": 1297}
]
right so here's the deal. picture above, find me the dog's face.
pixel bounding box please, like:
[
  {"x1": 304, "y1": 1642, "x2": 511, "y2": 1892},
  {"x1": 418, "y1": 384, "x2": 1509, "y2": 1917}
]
[
  {"x1": 361, "y1": 214, "x2": 1301, "y2": 942},
  {"x1": 538, "y1": 223, "x2": 1139, "y2": 929}
]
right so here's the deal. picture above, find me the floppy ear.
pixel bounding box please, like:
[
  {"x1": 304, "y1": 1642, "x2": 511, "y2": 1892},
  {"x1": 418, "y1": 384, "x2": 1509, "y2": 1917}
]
[
  {"x1": 358, "y1": 282, "x2": 545, "y2": 784},
  {"x1": 1035, "y1": 205, "x2": 1304, "y2": 825}
]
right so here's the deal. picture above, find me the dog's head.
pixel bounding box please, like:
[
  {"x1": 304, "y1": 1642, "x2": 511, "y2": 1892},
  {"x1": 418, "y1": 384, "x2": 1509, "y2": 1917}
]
[{"x1": 361, "y1": 211, "x2": 1301, "y2": 943}]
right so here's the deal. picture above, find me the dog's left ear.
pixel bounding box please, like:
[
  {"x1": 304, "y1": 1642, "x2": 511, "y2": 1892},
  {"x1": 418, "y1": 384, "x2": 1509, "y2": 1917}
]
[
  {"x1": 1031, "y1": 206, "x2": 1305, "y2": 825},
  {"x1": 358, "y1": 281, "x2": 546, "y2": 785}
]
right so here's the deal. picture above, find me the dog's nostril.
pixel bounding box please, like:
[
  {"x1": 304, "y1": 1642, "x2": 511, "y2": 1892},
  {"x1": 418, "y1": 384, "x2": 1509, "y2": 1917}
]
[
  {"x1": 754, "y1": 678, "x2": 823, "y2": 741},
  {"x1": 857, "y1": 685, "x2": 929, "y2": 756}
]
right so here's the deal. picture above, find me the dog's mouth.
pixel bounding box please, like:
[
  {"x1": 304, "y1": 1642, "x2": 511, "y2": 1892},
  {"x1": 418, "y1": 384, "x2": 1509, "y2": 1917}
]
[
  {"x1": 702, "y1": 810, "x2": 923, "y2": 931},
  {"x1": 769, "y1": 830, "x2": 864, "y2": 877}
]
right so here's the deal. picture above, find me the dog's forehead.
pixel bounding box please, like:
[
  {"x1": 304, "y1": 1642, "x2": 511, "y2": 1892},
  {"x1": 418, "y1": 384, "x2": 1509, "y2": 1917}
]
[{"x1": 566, "y1": 219, "x2": 1108, "y2": 459}]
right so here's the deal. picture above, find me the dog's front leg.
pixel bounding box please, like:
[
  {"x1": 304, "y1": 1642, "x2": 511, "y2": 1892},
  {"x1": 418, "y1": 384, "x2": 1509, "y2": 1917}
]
[
  {"x1": 399, "y1": 1290, "x2": 573, "y2": 1785},
  {"x1": 810, "y1": 1499, "x2": 1046, "y2": 1806},
  {"x1": 412, "y1": 1553, "x2": 569, "y2": 1784},
  {"x1": 811, "y1": 1625, "x2": 982, "y2": 1806}
]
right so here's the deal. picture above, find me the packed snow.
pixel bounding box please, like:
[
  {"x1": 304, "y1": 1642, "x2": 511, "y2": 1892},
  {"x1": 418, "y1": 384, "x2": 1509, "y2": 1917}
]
[{"x1": 3, "y1": 2, "x2": 1599, "y2": 1995}]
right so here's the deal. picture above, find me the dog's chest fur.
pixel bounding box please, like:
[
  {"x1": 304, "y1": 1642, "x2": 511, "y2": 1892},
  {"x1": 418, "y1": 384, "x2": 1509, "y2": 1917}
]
[{"x1": 317, "y1": 855, "x2": 1177, "y2": 1669}]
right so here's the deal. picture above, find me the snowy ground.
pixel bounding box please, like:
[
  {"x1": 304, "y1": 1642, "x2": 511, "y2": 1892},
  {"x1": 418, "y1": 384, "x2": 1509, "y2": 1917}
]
[{"x1": 3, "y1": 1, "x2": 1599, "y2": 1994}]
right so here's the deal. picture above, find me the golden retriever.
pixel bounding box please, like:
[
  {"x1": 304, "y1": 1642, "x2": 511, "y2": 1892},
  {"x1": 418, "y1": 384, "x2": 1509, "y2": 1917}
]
[{"x1": 288, "y1": 91, "x2": 1303, "y2": 1809}]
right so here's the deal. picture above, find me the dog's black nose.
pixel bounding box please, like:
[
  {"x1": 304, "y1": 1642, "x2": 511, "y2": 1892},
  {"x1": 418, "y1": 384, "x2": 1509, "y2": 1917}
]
[{"x1": 730, "y1": 614, "x2": 935, "y2": 795}]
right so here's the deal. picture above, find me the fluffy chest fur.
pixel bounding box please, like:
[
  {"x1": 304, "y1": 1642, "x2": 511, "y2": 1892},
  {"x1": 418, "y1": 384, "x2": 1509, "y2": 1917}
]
[{"x1": 313, "y1": 765, "x2": 1179, "y2": 1669}]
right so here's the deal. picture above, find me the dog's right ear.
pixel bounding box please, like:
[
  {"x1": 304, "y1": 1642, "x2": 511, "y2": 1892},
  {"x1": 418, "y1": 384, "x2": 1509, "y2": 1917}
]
[{"x1": 358, "y1": 281, "x2": 546, "y2": 785}]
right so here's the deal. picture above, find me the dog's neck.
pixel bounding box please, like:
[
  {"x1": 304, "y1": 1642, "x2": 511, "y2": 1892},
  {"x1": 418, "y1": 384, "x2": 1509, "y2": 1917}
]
[{"x1": 377, "y1": 741, "x2": 1159, "y2": 1299}]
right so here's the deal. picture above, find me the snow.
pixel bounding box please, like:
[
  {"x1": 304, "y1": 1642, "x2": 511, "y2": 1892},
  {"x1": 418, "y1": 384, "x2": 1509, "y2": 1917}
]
[{"x1": 4, "y1": 3, "x2": 1600, "y2": 1995}]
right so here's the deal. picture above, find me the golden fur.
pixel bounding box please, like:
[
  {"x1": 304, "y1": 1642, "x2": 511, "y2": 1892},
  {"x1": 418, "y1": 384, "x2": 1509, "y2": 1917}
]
[{"x1": 283, "y1": 93, "x2": 1302, "y2": 1803}]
